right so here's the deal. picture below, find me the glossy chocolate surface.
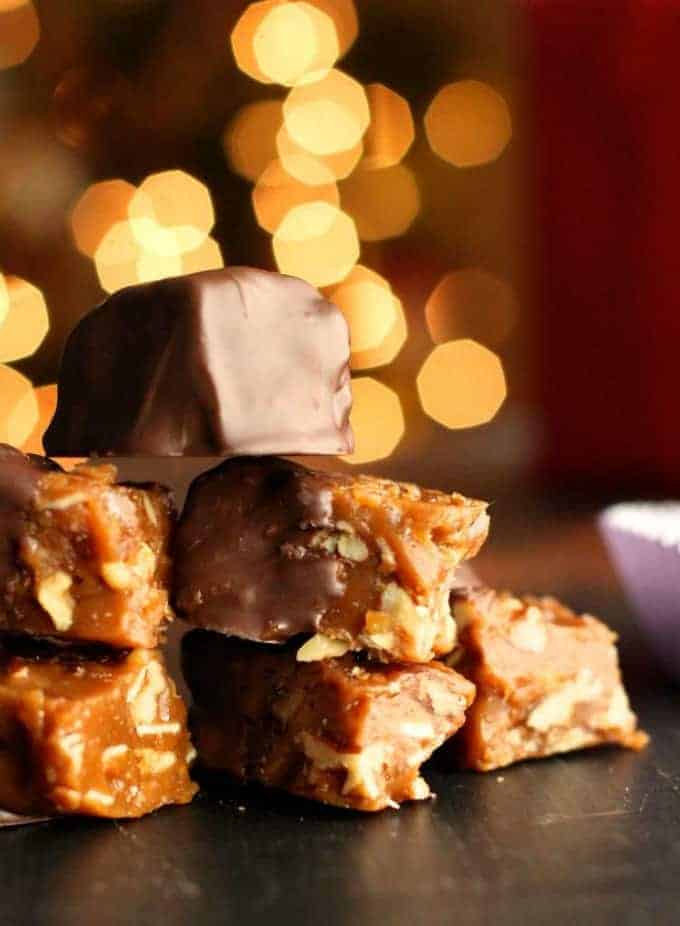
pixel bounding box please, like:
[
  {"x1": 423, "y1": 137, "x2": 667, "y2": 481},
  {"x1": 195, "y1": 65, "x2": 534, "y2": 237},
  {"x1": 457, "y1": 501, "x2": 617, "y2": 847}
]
[{"x1": 45, "y1": 268, "x2": 353, "y2": 457}]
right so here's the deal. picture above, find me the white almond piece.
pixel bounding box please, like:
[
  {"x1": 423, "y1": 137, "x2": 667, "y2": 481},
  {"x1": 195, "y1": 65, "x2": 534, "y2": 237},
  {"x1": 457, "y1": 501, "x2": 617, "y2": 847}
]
[
  {"x1": 296, "y1": 634, "x2": 351, "y2": 662},
  {"x1": 527, "y1": 670, "x2": 603, "y2": 732},
  {"x1": 36, "y1": 571, "x2": 75, "y2": 631}
]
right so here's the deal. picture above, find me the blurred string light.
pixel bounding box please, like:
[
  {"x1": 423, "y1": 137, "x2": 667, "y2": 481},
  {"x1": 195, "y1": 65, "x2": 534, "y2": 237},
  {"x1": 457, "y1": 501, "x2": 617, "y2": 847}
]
[
  {"x1": 252, "y1": 159, "x2": 339, "y2": 233},
  {"x1": 361, "y1": 84, "x2": 415, "y2": 170},
  {"x1": 326, "y1": 265, "x2": 396, "y2": 352},
  {"x1": 273, "y1": 201, "x2": 359, "y2": 287},
  {"x1": 253, "y1": 2, "x2": 339, "y2": 87},
  {"x1": 276, "y1": 123, "x2": 361, "y2": 184},
  {"x1": 341, "y1": 164, "x2": 420, "y2": 241},
  {"x1": 350, "y1": 296, "x2": 407, "y2": 371},
  {"x1": 21, "y1": 383, "x2": 57, "y2": 455},
  {"x1": 0, "y1": 275, "x2": 9, "y2": 328},
  {"x1": 74, "y1": 170, "x2": 219, "y2": 293},
  {"x1": 417, "y1": 339, "x2": 507, "y2": 429},
  {"x1": 343, "y1": 376, "x2": 404, "y2": 465},
  {"x1": 0, "y1": 364, "x2": 38, "y2": 446},
  {"x1": 0, "y1": 275, "x2": 49, "y2": 362},
  {"x1": 0, "y1": 0, "x2": 40, "y2": 71},
  {"x1": 306, "y1": 0, "x2": 357, "y2": 56},
  {"x1": 223, "y1": 100, "x2": 283, "y2": 182},
  {"x1": 425, "y1": 80, "x2": 512, "y2": 168},
  {"x1": 425, "y1": 269, "x2": 517, "y2": 348},
  {"x1": 283, "y1": 69, "x2": 369, "y2": 155}
]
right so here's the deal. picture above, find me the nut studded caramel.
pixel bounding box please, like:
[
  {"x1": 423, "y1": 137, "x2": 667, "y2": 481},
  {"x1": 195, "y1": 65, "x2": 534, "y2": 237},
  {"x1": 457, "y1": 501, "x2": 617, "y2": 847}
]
[
  {"x1": 174, "y1": 457, "x2": 489, "y2": 663},
  {"x1": 183, "y1": 630, "x2": 475, "y2": 812},
  {"x1": 448, "y1": 589, "x2": 648, "y2": 771},
  {"x1": 0, "y1": 446, "x2": 174, "y2": 648},
  {"x1": 0, "y1": 639, "x2": 196, "y2": 817}
]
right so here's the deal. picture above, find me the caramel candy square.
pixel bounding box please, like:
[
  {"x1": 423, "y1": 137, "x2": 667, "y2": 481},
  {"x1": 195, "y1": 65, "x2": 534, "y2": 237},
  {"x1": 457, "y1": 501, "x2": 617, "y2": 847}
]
[
  {"x1": 182, "y1": 629, "x2": 475, "y2": 812},
  {"x1": 449, "y1": 589, "x2": 648, "y2": 771},
  {"x1": 174, "y1": 457, "x2": 489, "y2": 663},
  {"x1": 0, "y1": 446, "x2": 174, "y2": 648},
  {"x1": 0, "y1": 639, "x2": 196, "y2": 818}
]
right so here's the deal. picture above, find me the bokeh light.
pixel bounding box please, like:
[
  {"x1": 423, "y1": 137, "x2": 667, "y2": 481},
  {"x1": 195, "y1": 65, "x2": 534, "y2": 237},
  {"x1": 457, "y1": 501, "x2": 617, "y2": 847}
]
[
  {"x1": 252, "y1": 159, "x2": 339, "y2": 233},
  {"x1": 341, "y1": 164, "x2": 420, "y2": 241},
  {"x1": 283, "y1": 69, "x2": 370, "y2": 156},
  {"x1": 0, "y1": 276, "x2": 49, "y2": 362},
  {"x1": 0, "y1": 275, "x2": 9, "y2": 328},
  {"x1": 277, "y1": 123, "x2": 362, "y2": 184},
  {"x1": 306, "y1": 0, "x2": 357, "y2": 56},
  {"x1": 417, "y1": 339, "x2": 507, "y2": 429},
  {"x1": 69, "y1": 179, "x2": 137, "y2": 257},
  {"x1": 327, "y1": 265, "x2": 396, "y2": 352},
  {"x1": 129, "y1": 170, "x2": 214, "y2": 254},
  {"x1": 425, "y1": 269, "x2": 518, "y2": 347},
  {"x1": 362, "y1": 84, "x2": 415, "y2": 170},
  {"x1": 343, "y1": 377, "x2": 405, "y2": 465},
  {"x1": 0, "y1": 0, "x2": 40, "y2": 70},
  {"x1": 0, "y1": 364, "x2": 38, "y2": 447},
  {"x1": 253, "y1": 2, "x2": 339, "y2": 87},
  {"x1": 94, "y1": 220, "x2": 183, "y2": 293},
  {"x1": 351, "y1": 296, "x2": 407, "y2": 370},
  {"x1": 21, "y1": 383, "x2": 57, "y2": 455},
  {"x1": 425, "y1": 80, "x2": 512, "y2": 168},
  {"x1": 223, "y1": 100, "x2": 283, "y2": 182},
  {"x1": 273, "y1": 201, "x2": 359, "y2": 287},
  {"x1": 181, "y1": 237, "x2": 225, "y2": 275}
]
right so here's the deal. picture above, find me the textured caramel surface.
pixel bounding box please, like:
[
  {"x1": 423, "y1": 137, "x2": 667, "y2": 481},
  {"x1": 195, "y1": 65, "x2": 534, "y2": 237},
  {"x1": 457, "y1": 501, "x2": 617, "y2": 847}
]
[
  {"x1": 175, "y1": 457, "x2": 489, "y2": 663},
  {"x1": 0, "y1": 640, "x2": 196, "y2": 817},
  {"x1": 0, "y1": 455, "x2": 174, "y2": 648},
  {"x1": 448, "y1": 589, "x2": 648, "y2": 771},
  {"x1": 183, "y1": 629, "x2": 475, "y2": 812}
]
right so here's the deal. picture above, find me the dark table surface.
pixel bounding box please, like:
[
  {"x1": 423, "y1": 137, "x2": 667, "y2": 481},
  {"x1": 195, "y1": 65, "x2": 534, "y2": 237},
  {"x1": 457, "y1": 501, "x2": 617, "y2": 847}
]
[{"x1": 3, "y1": 501, "x2": 679, "y2": 926}]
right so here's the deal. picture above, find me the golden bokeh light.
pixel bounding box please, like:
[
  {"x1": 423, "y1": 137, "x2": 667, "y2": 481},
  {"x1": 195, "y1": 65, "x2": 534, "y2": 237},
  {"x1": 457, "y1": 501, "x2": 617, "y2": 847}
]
[
  {"x1": 327, "y1": 266, "x2": 396, "y2": 352},
  {"x1": 276, "y1": 123, "x2": 361, "y2": 185},
  {"x1": 94, "y1": 221, "x2": 183, "y2": 293},
  {"x1": 0, "y1": 364, "x2": 38, "y2": 447},
  {"x1": 223, "y1": 100, "x2": 283, "y2": 182},
  {"x1": 425, "y1": 269, "x2": 517, "y2": 347},
  {"x1": 252, "y1": 159, "x2": 339, "y2": 233},
  {"x1": 343, "y1": 377, "x2": 405, "y2": 465},
  {"x1": 254, "y1": 2, "x2": 339, "y2": 87},
  {"x1": 362, "y1": 84, "x2": 415, "y2": 170},
  {"x1": 21, "y1": 383, "x2": 57, "y2": 455},
  {"x1": 69, "y1": 179, "x2": 136, "y2": 258},
  {"x1": 341, "y1": 164, "x2": 420, "y2": 241},
  {"x1": 283, "y1": 69, "x2": 369, "y2": 156},
  {"x1": 273, "y1": 201, "x2": 359, "y2": 287},
  {"x1": 306, "y1": 0, "x2": 357, "y2": 55},
  {"x1": 351, "y1": 296, "x2": 407, "y2": 370},
  {"x1": 0, "y1": 276, "x2": 49, "y2": 363},
  {"x1": 0, "y1": 0, "x2": 40, "y2": 70},
  {"x1": 417, "y1": 339, "x2": 507, "y2": 429},
  {"x1": 424, "y1": 80, "x2": 512, "y2": 168},
  {"x1": 129, "y1": 170, "x2": 214, "y2": 254},
  {"x1": 136, "y1": 250, "x2": 183, "y2": 285},
  {"x1": 182, "y1": 237, "x2": 224, "y2": 275}
]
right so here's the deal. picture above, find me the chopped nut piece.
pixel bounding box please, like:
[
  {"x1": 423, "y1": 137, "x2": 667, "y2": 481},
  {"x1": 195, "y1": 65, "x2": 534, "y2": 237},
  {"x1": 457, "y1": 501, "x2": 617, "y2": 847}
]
[
  {"x1": 36, "y1": 571, "x2": 75, "y2": 632},
  {"x1": 447, "y1": 589, "x2": 648, "y2": 771},
  {"x1": 134, "y1": 749, "x2": 177, "y2": 775},
  {"x1": 183, "y1": 630, "x2": 475, "y2": 812},
  {"x1": 296, "y1": 634, "x2": 351, "y2": 662}
]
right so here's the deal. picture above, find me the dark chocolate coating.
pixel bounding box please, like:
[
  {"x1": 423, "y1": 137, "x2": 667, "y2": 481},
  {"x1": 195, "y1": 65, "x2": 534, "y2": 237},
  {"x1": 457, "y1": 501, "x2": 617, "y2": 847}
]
[
  {"x1": 173, "y1": 457, "x2": 348, "y2": 641},
  {"x1": 44, "y1": 268, "x2": 354, "y2": 457},
  {"x1": 0, "y1": 446, "x2": 60, "y2": 587}
]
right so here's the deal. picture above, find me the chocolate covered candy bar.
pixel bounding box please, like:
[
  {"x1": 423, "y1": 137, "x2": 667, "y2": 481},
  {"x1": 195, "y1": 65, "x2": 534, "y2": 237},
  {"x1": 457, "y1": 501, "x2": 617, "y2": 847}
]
[
  {"x1": 183, "y1": 630, "x2": 475, "y2": 812},
  {"x1": 0, "y1": 446, "x2": 173, "y2": 648},
  {"x1": 45, "y1": 268, "x2": 353, "y2": 457},
  {"x1": 174, "y1": 457, "x2": 489, "y2": 663},
  {"x1": 448, "y1": 589, "x2": 648, "y2": 771},
  {"x1": 0, "y1": 638, "x2": 196, "y2": 817}
]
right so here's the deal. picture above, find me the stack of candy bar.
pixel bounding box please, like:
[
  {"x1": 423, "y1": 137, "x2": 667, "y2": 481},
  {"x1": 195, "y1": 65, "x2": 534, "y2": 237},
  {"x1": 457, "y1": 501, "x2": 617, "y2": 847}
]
[
  {"x1": 0, "y1": 266, "x2": 645, "y2": 819},
  {"x1": 0, "y1": 447, "x2": 196, "y2": 818}
]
